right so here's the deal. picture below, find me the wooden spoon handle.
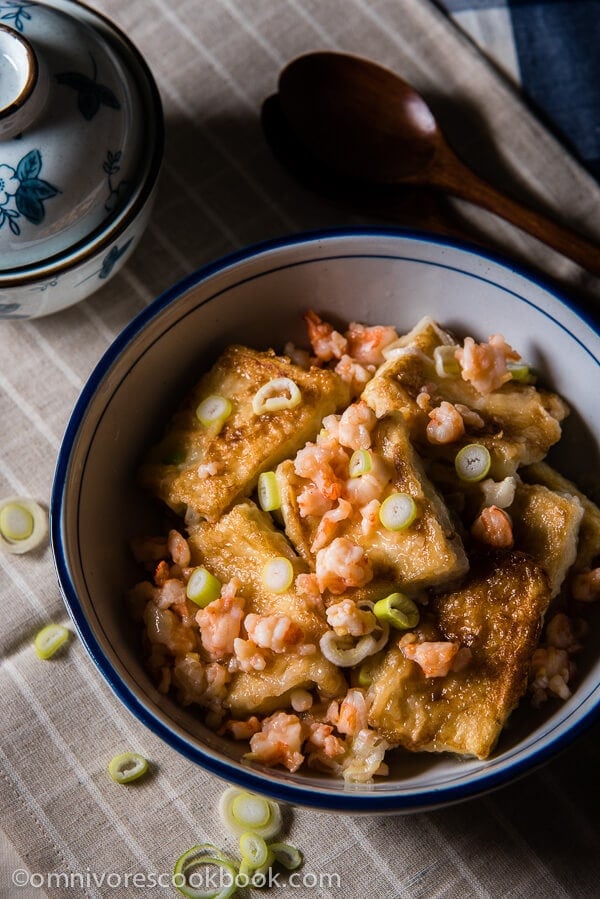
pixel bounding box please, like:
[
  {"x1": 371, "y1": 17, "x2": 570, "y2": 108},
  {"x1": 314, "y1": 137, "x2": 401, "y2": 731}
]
[{"x1": 430, "y1": 149, "x2": 600, "y2": 277}]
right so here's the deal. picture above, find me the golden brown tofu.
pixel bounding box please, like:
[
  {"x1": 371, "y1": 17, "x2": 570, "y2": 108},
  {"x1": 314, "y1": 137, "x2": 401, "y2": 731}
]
[
  {"x1": 186, "y1": 501, "x2": 346, "y2": 715},
  {"x1": 511, "y1": 482, "x2": 583, "y2": 597},
  {"x1": 139, "y1": 345, "x2": 351, "y2": 521},
  {"x1": 521, "y1": 462, "x2": 600, "y2": 571},
  {"x1": 276, "y1": 412, "x2": 468, "y2": 590},
  {"x1": 362, "y1": 318, "x2": 569, "y2": 478},
  {"x1": 368, "y1": 551, "x2": 551, "y2": 759}
]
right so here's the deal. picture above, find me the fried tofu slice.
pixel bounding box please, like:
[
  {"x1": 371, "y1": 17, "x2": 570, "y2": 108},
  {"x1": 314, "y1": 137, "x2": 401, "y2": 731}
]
[
  {"x1": 276, "y1": 412, "x2": 468, "y2": 590},
  {"x1": 510, "y1": 482, "x2": 583, "y2": 597},
  {"x1": 521, "y1": 462, "x2": 600, "y2": 571},
  {"x1": 368, "y1": 551, "x2": 551, "y2": 759},
  {"x1": 186, "y1": 501, "x2": 346, "y2": 716},
  {"x1": 362, "y1": 317, "x2": 569, "y2": 478},
  {"x1": 139, "y1": 345, "x2": 351, "y2": 522}
]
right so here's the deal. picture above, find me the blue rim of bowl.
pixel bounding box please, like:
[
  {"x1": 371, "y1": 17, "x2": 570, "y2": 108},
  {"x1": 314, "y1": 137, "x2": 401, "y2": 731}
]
[{"x1": 51, "y1": 226, "x2": 600, "y2": 812}]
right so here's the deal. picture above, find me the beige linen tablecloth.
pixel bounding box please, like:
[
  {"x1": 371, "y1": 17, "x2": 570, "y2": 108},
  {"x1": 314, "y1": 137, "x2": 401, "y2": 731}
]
[{"x1": 2, "y1": 2, "x2": 599, "y2": 897}]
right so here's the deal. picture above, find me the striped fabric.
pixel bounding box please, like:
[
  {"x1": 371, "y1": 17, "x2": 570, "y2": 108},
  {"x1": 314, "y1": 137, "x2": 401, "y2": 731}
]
[{"x1": 1, "y1": 2, "x2": 599, "y2": 898}]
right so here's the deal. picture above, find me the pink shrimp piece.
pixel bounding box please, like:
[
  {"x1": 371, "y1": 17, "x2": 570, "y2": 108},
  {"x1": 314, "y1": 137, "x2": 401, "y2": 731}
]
[
  {"x1": 294, "y1": 441, "x2": 347, "y2": 501},
  {"x1": 571, "y1": 567, "x2": 600, "y2": 602},
  {"x1": 311, "y1": 498, "x2": 353, "y2": 552},
  {"x1": 304, "y1": 310, "x2": 347, "y2": 362},
  {"x1": 223, "y1": 716, "x2": 262, "y2": 741},
  {"x1": 143, "y1": 602, "x2": 197, "y2": 655},
  {"x1": 305, "y1": 721, "x2": 346, "y2": 757},
  {"x1": 167, "y1": 529, "x2": 191, "y2": 566},
  {"x1": 402, "y1": 641, "x2": 459, "y2": 677},
  {"x1": 172, "y1": 653, "x2": 206, "y2": 705},
  {"x1": 344, "y1": 453, "x2": 390, "y2": 506},
  {"x1": 334, "y1": 354, "x2": 375, "y2": 392},
  {"x1": 529, "y1": 646, "x2": 572, "y2": 704},
  {"x1": 338, "y1": 401, "x2": 377, "y2": 451},
  {"x1": 326, "y1": 598, "x2": 376, "y2": 637},
  {"x1": 284, "y1": 341, "x2": 312, "y2": 370},
  {"x1": 203, "y1": 662, "x2": 231, "y2": 713},
  {"x1": 416, "y1": 390, "x2": 432, "y2": 412},
  {"x1": 247, "y1": 711, "x2": 305, "y2": 773},
  {"x1": 195, "y1": 587, "x2": 245, "y2": 659},
  {"x1": 545, "y1": 613, "x2": 583, "y2": 653},
  {"x1": 345, "y1": 321, "x2": 398, "y2": 365},
  {"x1": 426, "y1": 401, "x2": 465, "y2": 445},
  {"x1": 456, "y1": 334, "x2": 520, "y2": 395},
  {"x1": 360, "y1": 499, "x2": 381, "y2": 536},
  {"x1": 155, "y1": 577, "x2": 187, "y2": 610},
  {"x1": 244, "y1": 613, "x2": 303, "y2": 652},
  {"x1": 315, "y1": 537, "x2": 374, "y2": 595},
  {"x1": 471, "y1": 505, "x2": 514, "y2": 547},
  {"x1": 336, "y1": 689, "x2": 369, "y2": 736},
  {"x1": 232, "y1": 637, "x2": 267, "y2": 672},
  {"x1": 297, "y1": 483, "x2": 334, "y2": 518}
]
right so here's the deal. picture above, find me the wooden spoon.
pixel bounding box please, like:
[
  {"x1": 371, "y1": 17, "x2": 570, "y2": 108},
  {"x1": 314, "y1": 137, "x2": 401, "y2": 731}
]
[{"x1": 278, "y1": 52, "x2": 600, "y2": 276}]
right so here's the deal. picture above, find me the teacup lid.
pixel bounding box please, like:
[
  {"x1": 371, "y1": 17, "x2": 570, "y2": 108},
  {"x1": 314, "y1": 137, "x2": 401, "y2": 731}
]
[{"x1": 0, "y1": 1, "x2": 148, "y2": 271}]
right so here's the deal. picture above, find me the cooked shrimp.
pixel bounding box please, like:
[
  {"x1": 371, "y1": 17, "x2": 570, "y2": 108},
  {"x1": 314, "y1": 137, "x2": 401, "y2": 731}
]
[
  {"x1": 167, "y1": 529, "x2": 191, "y2": 567},
  {"x1": 232, "y1": 636, "x2": 267, "y2": 672},
  {"x1": 426, "y1": 401, "x2": 465, "y2": 445},
  {"x1": 143, "y1": 601, "x2": 197, "y2": 655},
  {"x1": 545, "y1": 613, "x2": 583, "y2": 653},
  {"x1": 172, "y1": 653, "x2": 206, "y2": 705},
  {"x1": 336, "y1": 689, "x2": 369, "y2": 736},
  {"x1": 416, "y1": 390, "x2": 432, "y2": 412},
  {"x1": 290, "y1": 688, "x2": 314, "y2": 712},
  {"x1": 247, "y1": 711, "x2": 305, "y2": 773},
  {"x1": 529, "y1": 645, "x2": 572, "y2": 704},
  {"x1": 195, "y1": 585, "x2": 245, "y2": 658},
  {"x1": 297, "y1": 484, "x2": 334, "y2": 518},
  {"x1": 334, "y1": 354, "x2": 375, "y2": 392},
  {"x1": 456, "y1": 334, "x2": 520, "y2": 395},
  {"x1": 401, "y1": 640, "x2": 459, "y2": 677},
  {"x1": 294, "y1": 573, "x2": 324, "y2": 613},
  {"x1": 360, "y1": 499, "x2": 381, "y2": 536},
  {"x1": 571, "y1": 567, "x2": 600, "y2": 602},
  {"x1": 344, "y1": 453, "x2": 390, "y2": 506},
  {"x1": 294, "y1": 441, "x2": 348, "y2": 501},
  {"x1": 342, "y1": 727, "x2": 389, "y2": 783},
  {"x1": 153, "y1": 559, "x2": 171, "y2": 587},
  {"x1": 244, "y1": 613, "x2": 303, "y2": 652},
  {"x1": 305, "y1": 310, "x2": 347, "y2": 362},
  {"x1": 326, "y1": 598, "x2": 376, "y2": 637},
  {"x1": 338, "y1": 401, "x2": 377, "y2": 451},
  {"x1": 315, "y1": 537, "x2": 374, "y2": 594},
  {"x1": 223, "y1": 716, "x2": 262, "y2": 740},
  {"x1": 345, "y1": 321, "x2": 398, "y2": 365},
  {"x1": 311, "y1": 498, "x2": 353, "y2": 552},
  {"x1": 305, "y1": 721, "x2": 345, "y2": 757},
  {"x1": 155, "y1": 577, "x2": 187, "y2": 610},
  {"x1": 203, "y1": 661, "x2": 231, "y2": 714},
  {"x1": 471, "y1": 505, "x2": 514, "y2": 547},
  {"x1": 130, "y1": 535, "x2": 168, "y2": 564}
]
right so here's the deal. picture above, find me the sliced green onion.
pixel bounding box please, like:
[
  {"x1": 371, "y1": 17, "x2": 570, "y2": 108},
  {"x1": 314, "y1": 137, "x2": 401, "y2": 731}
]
[
  {"x1": 196, "y1": 395, "x2": 232, "y2": 432},
  {"x1": 238, "y1": 850, "x2": 275, "y2": 888},
  {"x1": 269, "y1": 842, "x2": 303, "y2": 871},
  {"x1": 34, "y1": 623, "x2": 70, "y2": 660},
  {"x1": 357, "y1": 658, "x2": 375, "y2": 687},
  {"x1": 455, "y1": 444, "x2": 491, "y2": 482},
  {"x1": 108, "y1": 751, "x2": 149, "y2": 784},
  {"x1": 257, "y1": 471, "x2": 281, "y2": 512},
  {"x1": 379, "y1": 492, "x2": 417, "y2": 531},
  {"x1": 507, "y1": 361, "x2": 536, "y2": 383},
  {"x1": 239, "y1": 832, "x2": 269, "y2": 870},
  {"x1": 252, "y1": 378, "x2": 301, "y2": 414},
  {"x1": 219, "y1": 787, "x2": 282, "y2": 839},
  {"x1": 373, "y1": 592, "x2": 419, "y2": 630},
  {"x1": 349, "y1": 449, "x2": 372, "y2": 478},
  {"x1": 433, "y1": 344, "x2": 460, "y2": 377},
  {"x1": 0, "y1": 497, "x2": 47, "y2": 555},
  {"x1": 262, "y1": 557, "x2": 293, "y2": 593},
  {"x1": 186, "y1": 567, "x2": 222, "y2": 607},
  {"x1": 174, "y1": 844, "x2": 237, "y2": 899},
  {"x1": 320, "y1": 623, "x2": 389, "y2": 667}
]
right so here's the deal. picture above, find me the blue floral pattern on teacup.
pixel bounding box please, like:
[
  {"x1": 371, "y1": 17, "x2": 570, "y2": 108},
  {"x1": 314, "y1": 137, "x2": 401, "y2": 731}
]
[
  {"x1": 0, "y1": 149, "x2": 59, "y2": 234},
  {"x1": 0, "y1": 2, "x2": 35, "y2": 33}
]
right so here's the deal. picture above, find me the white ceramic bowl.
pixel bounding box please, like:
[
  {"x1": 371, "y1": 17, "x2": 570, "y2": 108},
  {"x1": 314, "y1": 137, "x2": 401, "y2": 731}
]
[
  {"x1": 0, "y1": 1, "x2": 163, "y2": 319},
  {"x1": 51, "y1": 229, "x2": 600, "y2": 812}
]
